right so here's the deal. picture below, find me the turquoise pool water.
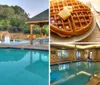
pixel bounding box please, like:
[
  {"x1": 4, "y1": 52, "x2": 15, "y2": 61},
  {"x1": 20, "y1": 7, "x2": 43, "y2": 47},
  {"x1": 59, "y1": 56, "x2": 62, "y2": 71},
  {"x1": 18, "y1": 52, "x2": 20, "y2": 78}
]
[
  {"x1": 1, "y1": 40, "x2": 29, "y2": 45},
  {"x1": 50, "y1": 62, "x2": 100, "y2": 85},
  {"x1": 0, "y1": 48, "x2": 49, "y2": 85},
  {"x1": 1, "y1": 38, "x2": 49, "y2": 45}
]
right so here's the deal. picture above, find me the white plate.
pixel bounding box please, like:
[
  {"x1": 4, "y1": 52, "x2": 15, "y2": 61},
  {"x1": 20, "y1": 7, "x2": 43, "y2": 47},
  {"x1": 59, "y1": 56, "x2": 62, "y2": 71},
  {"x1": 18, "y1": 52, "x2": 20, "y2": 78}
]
[
  {"x1": 91, "y1": 0, "x2": 100, "y2": 12},
  {"x1": 50, "y1": 12, "x2": 96, "y2": 42}
]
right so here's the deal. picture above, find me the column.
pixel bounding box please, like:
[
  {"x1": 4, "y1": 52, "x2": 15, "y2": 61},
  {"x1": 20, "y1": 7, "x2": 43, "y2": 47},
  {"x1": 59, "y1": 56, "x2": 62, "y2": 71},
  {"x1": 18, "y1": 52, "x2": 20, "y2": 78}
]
[
  {"x1": 30, "y1": 24, "x2": 34, "y2": 45},
  {"x1": 40, "y1": 26, "x2": 42, "y2": 37}
]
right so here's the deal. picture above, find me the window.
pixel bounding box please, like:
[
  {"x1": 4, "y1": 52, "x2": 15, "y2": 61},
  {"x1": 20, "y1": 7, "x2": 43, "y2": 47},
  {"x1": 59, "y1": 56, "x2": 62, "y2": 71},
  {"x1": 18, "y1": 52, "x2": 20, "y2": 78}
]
[
  {"x1": 57, "y1": 50, "x2": 62, "y2": 59},
  {"x1": 62, "y1": 50, "x2": 68, "y2": 57},
  {"x1": 76, "y1": 50, "x2": 81, "y2": 59},
  {"x1": 57, "y1": 49, "x2": 68, "y2": 59}
]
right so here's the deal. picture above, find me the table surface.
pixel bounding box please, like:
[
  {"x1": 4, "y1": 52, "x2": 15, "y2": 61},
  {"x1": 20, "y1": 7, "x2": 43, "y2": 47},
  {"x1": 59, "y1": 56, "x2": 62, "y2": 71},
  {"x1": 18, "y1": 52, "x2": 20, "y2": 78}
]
[
  {"x1": 80, "y1": 25, "x2": 100, "y2": 42},
  {"x1": 80, "y1": 0, "x2": 100, "y2": 42}
]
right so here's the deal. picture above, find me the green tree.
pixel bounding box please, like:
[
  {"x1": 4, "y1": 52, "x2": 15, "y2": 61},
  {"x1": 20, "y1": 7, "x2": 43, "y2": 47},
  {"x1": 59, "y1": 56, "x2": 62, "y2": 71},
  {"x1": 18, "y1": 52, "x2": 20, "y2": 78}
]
[
  {"x1": 0, "y1": 5, "x2": 29, "y2": 33},
  {"x1": 42, "y1": 25, "x2": 49, "y2": 35}
]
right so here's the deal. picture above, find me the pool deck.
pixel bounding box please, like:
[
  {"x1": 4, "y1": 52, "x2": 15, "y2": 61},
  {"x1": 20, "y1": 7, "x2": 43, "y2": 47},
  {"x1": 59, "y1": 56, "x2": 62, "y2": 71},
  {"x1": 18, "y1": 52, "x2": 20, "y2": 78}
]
[
  {"x1": 50, "y1": 60, "x2": 100, "y2": 65},
  {"x1": 0, "y1": 44, "x2": 49, "y2": 51}
]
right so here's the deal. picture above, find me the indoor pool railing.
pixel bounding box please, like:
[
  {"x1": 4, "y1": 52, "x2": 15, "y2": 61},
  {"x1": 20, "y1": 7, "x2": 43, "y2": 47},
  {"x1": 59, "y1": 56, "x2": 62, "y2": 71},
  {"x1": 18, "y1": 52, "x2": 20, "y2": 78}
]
[
  {"x1": 90, "y1": 70, "x2": 100, "y2": 80},
  {"x1": 86, "y1": 70, "x2": 100, "y2": 85}
]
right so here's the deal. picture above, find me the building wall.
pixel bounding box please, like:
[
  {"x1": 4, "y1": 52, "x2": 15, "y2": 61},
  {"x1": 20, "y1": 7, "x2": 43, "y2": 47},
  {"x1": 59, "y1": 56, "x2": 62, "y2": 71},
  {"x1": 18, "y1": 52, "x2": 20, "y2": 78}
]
[
  {"x1": 68, "y1": 49, "x2": 76, "y2": 61},
  {"x1": 95, "y1": 48, "x2": 100, "y2": 61},
  {"x1": 50, "y1": 47, "x2": 76, "y2": 63},
  {"x1": 0, "y1": 31, "x2": 27, "y2": 40},
  {"x1": 50, "y1": 47, "x2": 58, "y2": 63},
  {"x1": 80, "y1": 50, "x2": 85, "y2": 59},
  {"x1": 90, "y1": 48, "x2": 96, "y2": 60}
]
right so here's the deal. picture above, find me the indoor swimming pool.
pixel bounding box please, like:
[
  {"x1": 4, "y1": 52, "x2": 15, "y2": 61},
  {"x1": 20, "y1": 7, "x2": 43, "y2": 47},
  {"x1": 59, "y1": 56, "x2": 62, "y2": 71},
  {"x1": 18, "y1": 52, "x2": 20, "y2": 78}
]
[
  {"x1": 50, "y1": 61, "x2": 100, "y2": 85},
  {"x1": 0, "y1": 48, "x2": 49, "y2": 85}
]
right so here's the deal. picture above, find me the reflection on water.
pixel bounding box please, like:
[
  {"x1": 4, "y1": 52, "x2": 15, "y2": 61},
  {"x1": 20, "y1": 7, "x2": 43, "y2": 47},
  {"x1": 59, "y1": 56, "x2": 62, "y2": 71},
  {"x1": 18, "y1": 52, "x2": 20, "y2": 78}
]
[
  {"x1": 26, "y1": 51, "x2": 48, "y2": 79},
  {"x1": 59, "y1": 64, "x2": 69, "y2": 71},
  {"x1": 0, "y1": 48, "x2": 49, "y2": 85},
  {"x1": 51, "y1": 62, "x2": 100, "y2": 85}
]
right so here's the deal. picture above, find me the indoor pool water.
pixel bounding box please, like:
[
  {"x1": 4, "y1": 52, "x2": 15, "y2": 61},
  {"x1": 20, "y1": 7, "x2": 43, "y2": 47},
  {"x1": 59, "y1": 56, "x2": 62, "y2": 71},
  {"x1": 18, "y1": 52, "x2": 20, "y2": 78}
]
[
  {"x1": 0, "y1": 48, "x2": 49, "y2": 85},
  {"x1": 50, "y1": 61, "x2": 100, "y2": 85}
]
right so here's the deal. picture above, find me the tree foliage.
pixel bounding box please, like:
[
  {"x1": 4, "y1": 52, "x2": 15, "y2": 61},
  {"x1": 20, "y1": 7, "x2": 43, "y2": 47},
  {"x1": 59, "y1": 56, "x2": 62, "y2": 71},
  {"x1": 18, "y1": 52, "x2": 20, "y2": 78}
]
[
  {"x1": 0, "y1": 5, "x2": 49, "y2": 35},
  {"x1": 0, "y1": 5, "x2": 28, "y2": 33}
]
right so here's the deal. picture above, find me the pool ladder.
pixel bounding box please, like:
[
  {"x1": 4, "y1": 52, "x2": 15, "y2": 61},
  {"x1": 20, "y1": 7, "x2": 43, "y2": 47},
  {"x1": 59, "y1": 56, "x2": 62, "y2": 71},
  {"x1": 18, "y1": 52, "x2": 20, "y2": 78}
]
[{"x1": 90, "y1": 70, "x2": 100, "y2": 80}]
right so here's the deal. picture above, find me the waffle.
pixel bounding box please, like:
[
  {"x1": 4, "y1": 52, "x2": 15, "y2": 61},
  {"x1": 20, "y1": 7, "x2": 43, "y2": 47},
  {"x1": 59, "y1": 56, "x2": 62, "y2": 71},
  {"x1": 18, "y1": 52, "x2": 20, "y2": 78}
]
[{"x1": 50, "y1": 0, "x2": 93, "y2": 37}]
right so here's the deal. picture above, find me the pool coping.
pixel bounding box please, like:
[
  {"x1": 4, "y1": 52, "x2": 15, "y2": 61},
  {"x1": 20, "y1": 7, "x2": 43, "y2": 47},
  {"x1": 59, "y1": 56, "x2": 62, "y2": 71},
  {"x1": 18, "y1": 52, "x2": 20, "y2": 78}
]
[
  {"x1": 0, "y1": 44, "x2": 49, "y2": 51},
  {"x1": 50, "y1": 60, "x2": 100, "y2": 66}
]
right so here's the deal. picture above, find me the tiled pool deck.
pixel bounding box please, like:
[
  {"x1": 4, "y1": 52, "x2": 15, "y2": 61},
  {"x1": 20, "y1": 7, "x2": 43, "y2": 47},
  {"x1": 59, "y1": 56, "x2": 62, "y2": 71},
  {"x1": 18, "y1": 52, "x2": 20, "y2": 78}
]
[{"x1": 0, "y1": 43, "x2": 49, "y2": 51}]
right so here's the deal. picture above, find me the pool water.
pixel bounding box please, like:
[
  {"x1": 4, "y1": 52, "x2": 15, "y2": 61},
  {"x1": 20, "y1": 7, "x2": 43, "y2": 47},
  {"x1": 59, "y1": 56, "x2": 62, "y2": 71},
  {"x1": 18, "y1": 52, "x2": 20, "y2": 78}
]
[
  {"x1": 1, "y1": 40, "x2": 29, "y2": 45},
  {"x1": 50, "y1": 62, "x2": 100, "y2": 85},
  {"x1": 1, "y1": 38, "x2": 49, "y2": 45},
  {"x1": 0, "y1": 48, "x2": 49, "y2": 85}
]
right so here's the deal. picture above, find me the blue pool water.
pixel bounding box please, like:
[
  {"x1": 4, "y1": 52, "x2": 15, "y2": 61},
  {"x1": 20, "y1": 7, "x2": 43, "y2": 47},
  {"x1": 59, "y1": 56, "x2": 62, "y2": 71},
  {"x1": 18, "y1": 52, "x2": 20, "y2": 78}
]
[
  {"x1": 0, "y1": 38, "x2": 49, "y2": 45},
  {"x1": 1, "y1": 40, "x2": 29, "y2": 45},
  {"x1": 0, "y1": 48, "x2": 49, "y2": 85},
  {"x1": 1, "y1": 38, "x2": 49, "y2": 45},
  {"x1": 50, "y1": 62, "x2": 100, "y2": 85}
]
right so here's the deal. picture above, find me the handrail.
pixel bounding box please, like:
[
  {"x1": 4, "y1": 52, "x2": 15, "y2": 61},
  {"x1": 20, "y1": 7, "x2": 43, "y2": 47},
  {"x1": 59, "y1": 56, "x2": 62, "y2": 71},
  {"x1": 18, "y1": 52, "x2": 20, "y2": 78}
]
[
  {"x1": 89, "y1": 70, "x2": 100, "y2": 80},
  {"x1": 92, "y1": 70, "x2": 100, "y2": 76}
]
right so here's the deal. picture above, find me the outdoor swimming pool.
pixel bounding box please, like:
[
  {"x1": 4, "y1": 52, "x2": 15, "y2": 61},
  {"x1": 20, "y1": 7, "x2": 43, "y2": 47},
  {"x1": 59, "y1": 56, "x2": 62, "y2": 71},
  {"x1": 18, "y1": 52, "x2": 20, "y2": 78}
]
[
  {"x1": 0, "y1": 40, "x2": 29, "y2": 45},
  {"x1": 50, "y1": 61, "x2": 100, "y2": 85},
  {"x1": 0, "y1": 48, "x2": 49, "y2": 85}
]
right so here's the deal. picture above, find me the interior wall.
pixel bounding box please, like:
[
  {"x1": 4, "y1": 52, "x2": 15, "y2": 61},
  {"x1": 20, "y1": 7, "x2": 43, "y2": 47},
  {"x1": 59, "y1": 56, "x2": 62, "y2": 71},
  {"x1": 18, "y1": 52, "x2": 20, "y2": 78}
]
[
  {"x1": 84, "y1": 49, "x2": 89, "y2": 59},
  {"x1": 80, "y1": 50, "x2": 85, "y2": 59},
  {"x1": 67, "y1": 49, "x2": 75, "y2": 61},
  {"x1": 50, "y1": 47, "x2": 76, "y2": 63},
  {"x1": 50, "y1": 47, "x2": 57, "y2": 63},
  {"x1": 83, "y1": 48, "x2": 96, "y2": 60},
  {"x1": 95, "y1": 48, "x2": 100, "y2": 61},
  {"x1": 90, "y1": 48, "x2": 96, "y2": 60},
  {"x1": 50, "y1": 46, "x2": 100, "y2": 64},
  {"x1": 75, "y1": 49, "x2": 85, "y2": 59}
]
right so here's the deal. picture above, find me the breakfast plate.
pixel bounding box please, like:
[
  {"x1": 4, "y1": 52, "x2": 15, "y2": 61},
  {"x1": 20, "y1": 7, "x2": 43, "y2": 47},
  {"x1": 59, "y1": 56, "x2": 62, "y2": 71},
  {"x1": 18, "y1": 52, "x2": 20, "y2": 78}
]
[
  {"x1": 91, "y1": 0, "x2": 100, "y2": 12},
  {"x1": 50, "y1": 0, "x2": 96, "y2": 42}
]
